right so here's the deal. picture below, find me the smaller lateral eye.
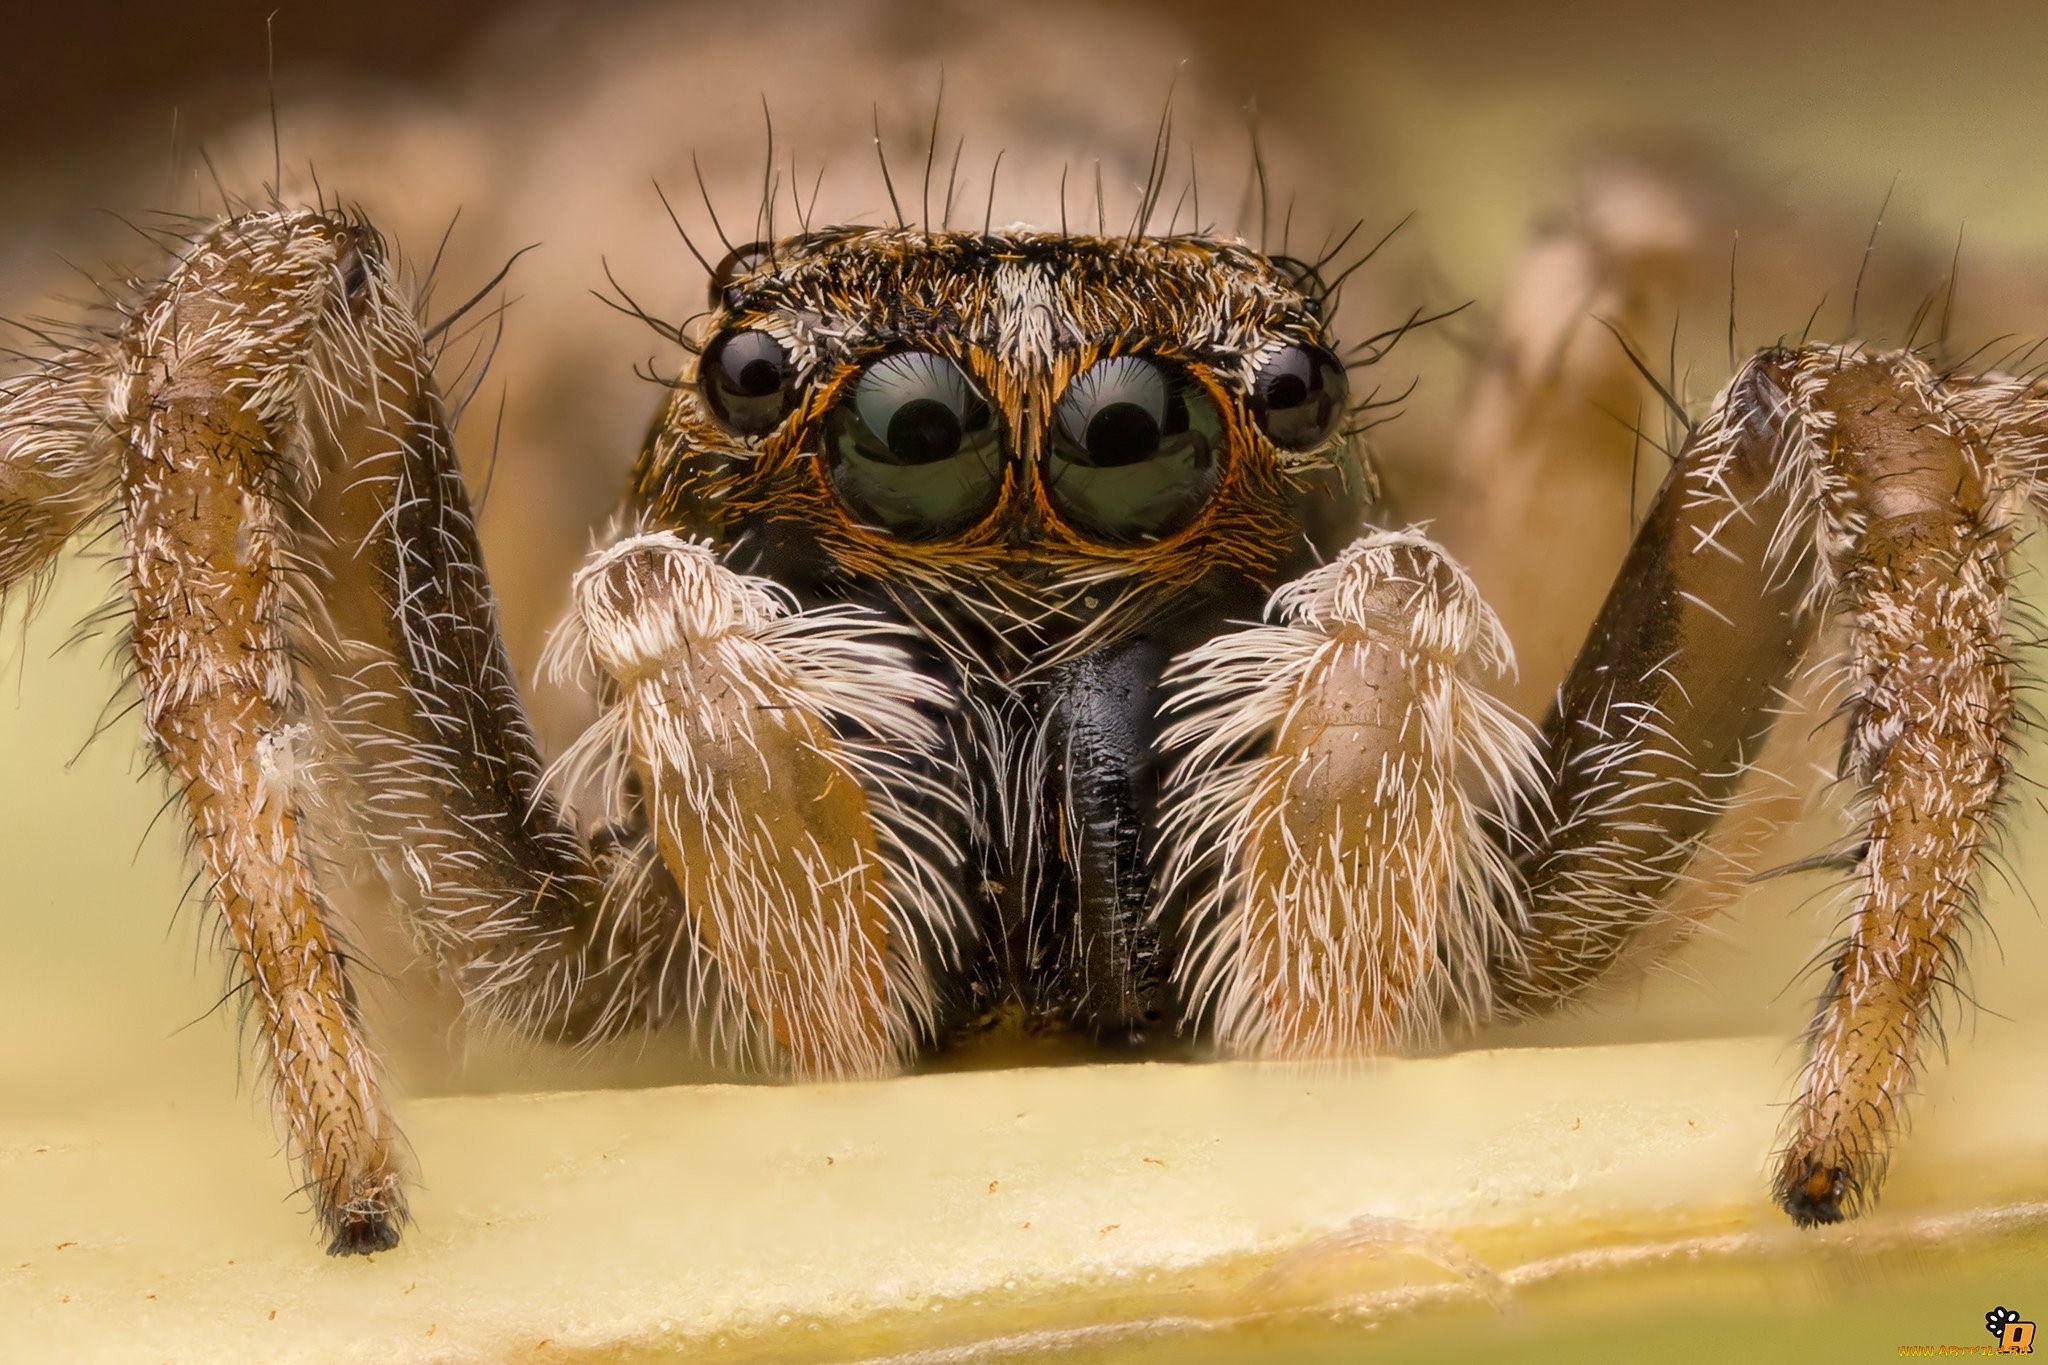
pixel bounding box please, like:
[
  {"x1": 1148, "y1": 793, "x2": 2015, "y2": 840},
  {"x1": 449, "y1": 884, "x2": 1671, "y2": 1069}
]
[
  {"x1": 699, "y1": 329, "x2": 796, "y2": 437},
  {"x1": 708, "y1": 241, "x2": 774, "y2": 310},
  {"x1": 1249, "y1": 344, "x2": 1348, "y2": 451}
]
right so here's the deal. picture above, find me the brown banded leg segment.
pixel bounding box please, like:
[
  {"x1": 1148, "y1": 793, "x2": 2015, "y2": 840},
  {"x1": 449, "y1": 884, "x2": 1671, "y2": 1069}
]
[
  {"x1": 133, "y1": 211, "x2": 704, "y2": 1055},
  {"x1": 1772, "y1": 351, "x2": 2017, "y2": 1223},
  {"x1": 556, "y1": 532, "x2": 966, "y2": 1079},
  {"x1": 93, "y1": 209, "x2": 695, "y2": 1251},
  {"x1": 1497, "y1": 345, "x2": 2026, "y2": 1224},
  {"x1": 1156, "y1": 531, "x2": 1540, "y2": 1057},
  {"x1": 118, "y1": 216, "x2": 404, "y2": 1254}
]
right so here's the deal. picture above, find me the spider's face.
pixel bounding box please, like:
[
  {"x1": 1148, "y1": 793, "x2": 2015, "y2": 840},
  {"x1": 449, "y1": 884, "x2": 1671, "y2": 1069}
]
[{"x1": 632, "y1": 229, "x2": 1372, "y2": 670}]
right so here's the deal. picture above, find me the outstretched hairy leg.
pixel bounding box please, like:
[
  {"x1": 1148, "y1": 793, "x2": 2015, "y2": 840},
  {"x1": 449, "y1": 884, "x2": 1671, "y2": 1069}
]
[
  {"x1": 1501, "y1": 343, "x2": 2033, "y2": 1224},
  {"x1": 0, "y1": 208, "x2": 700, "y2": 1251},
  {"x1": 1772, "y1": 352, "x2": 2019, "y2": 1220},
  {"x1": 0, "y1": 212, "x2": 419, "y2": 1251}
]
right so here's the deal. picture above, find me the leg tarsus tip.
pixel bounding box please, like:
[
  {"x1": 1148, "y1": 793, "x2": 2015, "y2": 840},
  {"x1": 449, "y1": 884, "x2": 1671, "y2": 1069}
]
[
  {"x1": 1775, "y1": 1157, "x2": 1853, "y2": 1228},
  {"x1": 326, "y1": 1207, "x2": 404, "y2": 1256}
]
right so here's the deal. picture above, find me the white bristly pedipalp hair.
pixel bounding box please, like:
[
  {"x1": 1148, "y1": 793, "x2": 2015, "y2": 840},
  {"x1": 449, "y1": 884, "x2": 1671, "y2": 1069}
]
[
  {"x1": 1155, "y1": 528, "x2": 1543, "y2": 1059},
  {"x1": 544, "y1": 530, "x2": 969, "y2": 1079}
]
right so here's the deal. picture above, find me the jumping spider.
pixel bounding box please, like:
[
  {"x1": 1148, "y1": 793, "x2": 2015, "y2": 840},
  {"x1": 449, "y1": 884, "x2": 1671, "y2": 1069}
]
[{"x1": 2, "y1": 179, "x2": 2044, "y2": 1256}]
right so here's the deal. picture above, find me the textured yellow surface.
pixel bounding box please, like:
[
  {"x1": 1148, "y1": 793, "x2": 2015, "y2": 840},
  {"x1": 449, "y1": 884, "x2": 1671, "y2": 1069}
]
[{"x1": 3, "y1": 1036, "x2": 2045, "y2": 1362}]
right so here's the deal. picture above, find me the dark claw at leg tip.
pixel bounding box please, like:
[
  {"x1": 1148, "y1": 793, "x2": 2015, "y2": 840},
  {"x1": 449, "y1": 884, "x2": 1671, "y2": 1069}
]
[
  {"x1": 327, "y1": 1210, "x2": 403, "y2": 1257},
  {"x1": 1776, "y1": 1160, "x2": 1850, "y2": 1227}
]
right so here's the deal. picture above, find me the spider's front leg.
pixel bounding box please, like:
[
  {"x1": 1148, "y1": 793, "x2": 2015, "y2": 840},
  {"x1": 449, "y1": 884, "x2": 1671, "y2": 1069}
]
[{"x1": 1, "y1": 213, "x2": 431, "y2": 1250}]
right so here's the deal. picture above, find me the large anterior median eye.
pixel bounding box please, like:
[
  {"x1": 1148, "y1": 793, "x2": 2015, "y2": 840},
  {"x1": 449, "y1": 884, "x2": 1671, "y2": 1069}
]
[
  {"x1": 1045, "y1": 356, "x2": 1223, "y2": 543},
  {"x1": 825, "y1": 351, "x2": 1004, "y2": 538}
]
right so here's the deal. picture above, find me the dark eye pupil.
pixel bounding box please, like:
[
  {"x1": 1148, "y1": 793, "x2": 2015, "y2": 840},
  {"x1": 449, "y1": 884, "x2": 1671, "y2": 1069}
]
[
  {"x1": 1046, "y1": 356, "x2": 1222, "y2": 543},
  {"x1": 734, "y1": 355, "x2": 783, "y2": 397},
  {"x1": 886, "y1": 398, "x2": 965, "y2": 465},
  {"x1": 1265, "y1": 372, "x2": 1308, "y2": 410},
  {"x1": 1085, "y1": 403, "x2": 1162, "y2": 467}
]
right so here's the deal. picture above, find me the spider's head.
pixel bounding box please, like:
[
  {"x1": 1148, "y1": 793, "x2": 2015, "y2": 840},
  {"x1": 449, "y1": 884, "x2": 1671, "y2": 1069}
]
[{"x1": 632, "y1": 228, "x2": 1373, "y2": 666}]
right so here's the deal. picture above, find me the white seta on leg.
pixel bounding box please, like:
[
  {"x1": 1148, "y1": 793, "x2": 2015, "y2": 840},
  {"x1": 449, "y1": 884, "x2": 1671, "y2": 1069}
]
[
  {"x1": 547, "y1": 532, "x2": 966, "y2": 1079},
  {"x1": 1158, "y1": 530, "x2": 1541, "y2": 1059}
]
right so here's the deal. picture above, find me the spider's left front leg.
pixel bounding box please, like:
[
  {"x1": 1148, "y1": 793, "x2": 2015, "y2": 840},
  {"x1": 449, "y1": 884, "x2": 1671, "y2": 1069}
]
[{"x1": 8, "y1": 209, "x2": 714, "y2": 1250}]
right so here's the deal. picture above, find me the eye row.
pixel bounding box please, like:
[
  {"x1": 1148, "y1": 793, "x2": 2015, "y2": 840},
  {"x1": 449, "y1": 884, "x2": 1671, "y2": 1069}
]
[{"x1": 699, "y1": 330, "x2": 1348, "y2": 544}]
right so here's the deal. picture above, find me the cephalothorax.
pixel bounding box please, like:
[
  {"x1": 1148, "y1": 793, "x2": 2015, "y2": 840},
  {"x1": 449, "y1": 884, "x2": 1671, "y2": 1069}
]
[{"x1": 3, "y1": 197, "x2": 2044, "y2": 1254}]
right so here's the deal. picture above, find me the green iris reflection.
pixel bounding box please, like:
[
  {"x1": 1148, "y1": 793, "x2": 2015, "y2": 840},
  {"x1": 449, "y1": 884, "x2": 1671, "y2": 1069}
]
[{"x1": 1045, "y1": 356, "x2": 1222, "y2": 543}]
